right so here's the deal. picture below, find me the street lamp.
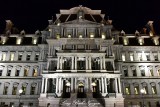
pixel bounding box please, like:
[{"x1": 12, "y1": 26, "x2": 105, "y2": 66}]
[
  {"x1": 140, "y1": 89, "x2": 145, "y2": 107},
  {"x1": 19, "y1": 89, "x2": 23, "y2": 107}
]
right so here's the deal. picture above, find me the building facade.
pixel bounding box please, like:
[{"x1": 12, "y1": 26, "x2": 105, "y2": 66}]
[{"x1": 0, "y1": 6, "x2": 160, "y2": 107}]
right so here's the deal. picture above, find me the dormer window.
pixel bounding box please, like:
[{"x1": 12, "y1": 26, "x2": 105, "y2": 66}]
[
  {"x1": 16, "y1": 37, "x2": 22, "y2": 45},
  {"x1": 32, "y1": 37, "x2": 37, "y2": 44},
  {"x1": 1, "y1": 37, "x2": 8, "y2": 44},
  {"x1": 77, "y1": 10, "x2": 84, "y2": 19},
  {"x1": 123, "y1": 37, "x2": 128, "y2": 45},
  {"x1": 138, "y1": 37, "x2": 144, "y2": 45}
]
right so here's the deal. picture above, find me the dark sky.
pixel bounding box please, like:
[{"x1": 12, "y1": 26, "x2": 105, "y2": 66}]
[{"x1": 0, "y1": 0, "x2": 160, "y2": 34}]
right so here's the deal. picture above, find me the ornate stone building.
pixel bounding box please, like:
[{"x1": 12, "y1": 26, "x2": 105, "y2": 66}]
[{"x1": 0, "y1": 6, "x2": 160, "y2": 107}]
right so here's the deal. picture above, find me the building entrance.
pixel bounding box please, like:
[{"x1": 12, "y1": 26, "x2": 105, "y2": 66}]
[{"x1": 77, "y1": 82, "x2": 86, "y2": 98}]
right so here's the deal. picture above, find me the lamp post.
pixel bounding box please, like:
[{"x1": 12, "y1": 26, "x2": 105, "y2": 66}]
[
  {"x1": 19, "y1": 89, "x2": 23, "y2": 107},
  {"x1": 140, "y1": 89, "x2": 145, "y2": 107}
]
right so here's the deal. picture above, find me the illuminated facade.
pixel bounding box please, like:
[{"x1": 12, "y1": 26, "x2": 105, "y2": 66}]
[{"x1": 0, "y1": 6, "x2": 160, "y2": 107}]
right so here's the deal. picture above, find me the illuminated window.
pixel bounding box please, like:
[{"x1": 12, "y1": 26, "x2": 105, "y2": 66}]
[
  {"x1": 101, "y1": 33, "x2": 105, "y2": 39},
  {"x1": 79, "y1": 34, "x2": 82, "y2": 38},
  {"x1": 56, "y1": 34, "x2": 60, "y2": 39},
  {"x1": 33, "y1": 68, "x2": 38, "y2": 77},
  {"x1": 129, "y1": 53, "x2": 134, "y2": 61},
  {"x1": 24, "y1": 68, "x2": 28, "y2": 77},
  {"x1": 10, "y1": 53, "x2": 14, "y2": 61},
  {"x1": 12, "y1": 86, "x2": 17, "y2": 95},
  {"x1": 157, "y1": 69, "x2": 160, "y2": 76},
  {"x1": 122, "y1": 53, "x2": 126, "y2": 61},
  {"x1": 30, "y1": 83, "x2": 36, "y2": 95},
  {"x1": 123, "y1": 38, "x2": 128, "y2": 45},
  {"x1": 35, "y1": 54, "x2": 39, "y2": 61},
  {"x1": 134, "y1": 86, "x2": 139, "y2": 94},
  {"x1": 138, "y1": 38, "x2": 144, "y2": 45},
  {"x1": 3, "y1": 85, "x2": 8, "y2": 95},
  {"x1": 2, "y1": 53, "x2": 6, "y2": 61},
  {"x1": 68, "y1": 34, "x2": 71, "y2": 38},
  {"x1": 90, "y1": 33, "x2": 94, "y2": 38},
  {"x1": 1, "y1": 37, "x2": 7, "y2": 44},
  {"x1": 125, "y1": 86, "x2": 130, "y2": 95},
  {"x1": 18, "y1": 53, "x2": 23, "y2": 61},
  {"x1": 32, "y1": 38, "x2": 37, "y2": 44},
  {"x1": 151, "y1": 86, "x2": 157, "y2": 94},
  {"x1": 153, "y1": 37, "x2": 159, "y2": 45},
  {"x1": 138, "y1": 53, "x2": 142, "y2": 61},
  {"x1": 149, "y1": 69, "x2": 154, "y2": 76},
  {"x1": 16, "y1": 38, "x2": 22, "y2": 44},
  {"x1": 143, "y1": 86, "x2": 148, "y2": 94}
]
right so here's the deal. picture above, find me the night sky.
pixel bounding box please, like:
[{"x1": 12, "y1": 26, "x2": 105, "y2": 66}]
[{"x1": 0, "y1": 0, "x2": 160, "y2": 34}]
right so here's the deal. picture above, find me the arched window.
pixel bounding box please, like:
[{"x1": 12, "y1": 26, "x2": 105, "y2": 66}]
[
  {"x1": 147, "y1": 66, "x2": 154, "y2": 76},
  {"x1": 30, "y1": 83, "x2": 37, "y2": 95},
  {"x1": 150, "y1": 82, "x2": 157, "y2": 94},
  {"x1": 21, "y1": 83, "x2": 28, "y2": 95},
  {"x1": 12, "y1": 83, "x2": 19, "y2": 95},
  {"x1": 7, "y1": 66, "x2": 13, "y2": 76},
  {"x1": 15, "y1": 66, "x2": 21, "y2": 76},
  {"x1": 139, "y1": 66, "x2": 145, "y2": 76},
  {"x1": 131, "y1": 66, "x2": 137, "y2": 76},
  {"x1": 124, "y1": 83, "x2": 130, "y2": 95},
  {"x1": 3, "y1": 82, "x2": 10, "y2": 95},
  {"x1": 133, "y1": 83, "x2": 139, "y2": 95},
  {"x1": 0, "y1": 65, "x2": 5, "y2": 76},
  {"x1": 141, "y1": 82, "x2": 148, "y2": 94},
  {"x1": 122, "y1": 66, "x2": 128, "y2": 77},
  {"x1": 155, "y1": 66, "x2": 160, "y2": 76},
  {"x1": 24, "y1": 66, "x2": 30, "y2": 77}
]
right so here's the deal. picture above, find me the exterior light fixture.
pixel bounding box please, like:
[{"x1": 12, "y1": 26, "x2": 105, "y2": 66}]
[
  {"x1": 66, "y1": 82, "x2": 71, "y2": 86},
  {"x1": 102, "y1": 34, "x2": 105, "y2": 39},
  {"x1": 91, "y1": 82, "x2": 96, "y2": 86}
]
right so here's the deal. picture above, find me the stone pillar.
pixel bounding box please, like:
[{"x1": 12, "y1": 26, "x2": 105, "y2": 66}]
[
  {"x1": 89, "y1": 78, "x2": 92, "y2": 91},
  {"x1": 26, "y1": 83, "x2": 31, "y2": 95},
  {"x1": 56, "y1": 78, "x2": 59, "y2": 93},
  {"x1": 115, "y1": 78, "x2": 118, "y2": 93},
  {"x1": 103, "y1": 56, "x2": 106, "y2": 69},
  {"x1": 100, "y1": 57, "x2": 103, "y2": 70},
  {"x1": 71, "y1": 78, "x2": 74, "y2": 92},
  {"x1": 118, "y1": 78, "x2": 122, "y2": 93},
  {"x1": 60, "y1": 56, "x2": 63, "y2": 70},
  {"x1": 86, "y1": 56, "x2": 88, "y2": 70},
  {"x1": 57, "y1": 56, "x2": 60, "y2": 70},
  {"x1": 99, "y1": 79, "x2": 101, "y2": 92},
  {"x1": 59, "y1": 78, "x2": 62, "y2": 93},
  {"x1": 0, "y1": 82, "x2": 4, "y2": 94},
  {"x1": 8, "y1": 82, "x2": 13, "y2": 95},
  {"x1": 41, "y1": 78, "x2": 45, "y2": 93},
  {"x1": 104, "y1": 78, "x2": 108, "y2": 93},
  {"x1": 71, "y1": 56, "x2": 74, "y2": 70},
  {"x1": 44, "y1": 78, "x2": 48, "y2": 93},
  {"x1": 89, "y1": 56, "x2": 91, "y2": 70},
  {"x1": 101, "y1": 77, "x2": 104, "y2": 93},
  {"x1": 86, "y1": 78, "x2": 89, "y2": 92},
  {"x1": 75, "y1": 78, "x2": 77, "y2": 92},
  {"x1": 75, "y1": 56, "x2": 77, "y2": 70}
]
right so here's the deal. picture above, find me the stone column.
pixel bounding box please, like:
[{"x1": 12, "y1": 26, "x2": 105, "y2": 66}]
[
  {"x1": 57, "y1": 56, "x2": 60, "y2": 70},
  {"x1": 75, "y1": 56, "x2": 77, "y2": 70},
  {"x1": 99, "y1": 79, "x2": 101, "y2": 92},
  {"x1": 41, "y1": 78, "x2": 45, "y2": 93},
  {"x1": 103, "y1": 56, "x2": 106, "y2": 70},
  {"x1": 101, "y1": 77, "x2": 104, "y2": 93},
  {"x1": 44, "y1": 78, "x2": 48, "y2": 93},
  {"x1": 104, "y1": 78, "x2": 107, "y2": 93},
  {"x1": 8, "y1": 82, "x2": 13, "y2": 95},
  {"x1": 56, "y1": 78, "x2": 59, "y2": 93},
  {"x1": 89, "y1": 56, "x2": 91, "y2": 70},
  {"x1": 71, "y1": 78, "x2": 74, "y2": 92},
  {"x1": 71, "y1": 56, "x2": 74, "y2": 70},
  {"x1": 0, "y1": 82, "x2": 4, "y2": 94},
  {"x1": 60, "y1": 56, "x2": 63, "y2": 70},
  {"x1": 118, "y1": 78, "x2": 122, "y2": 93},
  {"x1": 89, "y1": 78, "x2": 92, "y2": 91},
  {"x1": 59, "y1": 78, "x2": 62, "y2": 93},
  {"x1": 75, "y1": 78, "x2": 77, "y2": 92},
  {"x1": 115, "y1": 78, "x2": 118, "y2": 93},
  {"x1": 86, "y1": 78, "x2": 89, "y2": 92},
  {"x1": 100, "y1": 57, "x2": 103, "y2": 70},
  {"x1": 86, "y1": 57, "x2": 88, "y2": 70}
]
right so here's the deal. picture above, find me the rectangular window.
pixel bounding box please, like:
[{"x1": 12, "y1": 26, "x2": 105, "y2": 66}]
[
  {"x1": 141, "y1": 70, "x2": 145, "y2": 76},
  {"x1": 0, "y1": 70, "x2": 2, "y2": 76},
  {"x1": 18, "y1": 53, "x2": 23, "y2": 61},
  {"x1": 10, "y1": 53, "x2": 14, "y2": 61},
  {"x1": 145, "y1": 53, "x2": 150, "y2": 61},
  {"x1": 152, "y1": 86, "x2": 157, "y2": 94},
  {"x1": 24, "y1": 68, "x2": 28, "y2": 77},
  {"x1": 12, "y1": 86, "x2": 17, "y2": 95},
  {"x1": 22, "y1": 86, "x2": 26, "y2": 95},
  {"x1": 138, "y1": 53, "x2": 142, "y2": 61},
  {"x1": 130, "y1": 53, "x2": 134, "y2": 61},
  {"x1": 3, "y1": 86, "x2": 8, "y2": 95},
  {"x1": 33, "y1": 68, "x2": 37, "y2": 77},
  {"x1": 134, "y1": 86, "x2": 139, "y2": 94},
  {"x1": 26, "y1": 54, "x2": 31, "y2": 61},
  {"x1": 2, "y1": 53, "x2": 6, "y2": 61},
  {"x1": 143, "y1": 87, "x2": 148, "y2": 94},
  {"x1": 150, "y1": 69, "x2": 154, "y2": 76},
  {"x1": 15, "y1": 69, "x2": 20, "y2": 76},
  {"x1": 153, "y1": 53, "x2": 158, "y2": 61},
  {"x1": 7, "y1": 69, "x2": 11, "y2": 76},
  {"x1": 122, "y1": 53, "x2": 126, "y2": 61},
  {"x1": 132, "y1": 69, "x2": 137, "y2": 76},
  {"x1": 30, "y1": 86, "x2": 35, "y2": 95},
  {"x1": 124, "y1": 69, "x2": 128, "y2": 77},
  {"x1": 35, "y1": 54, "x2": 39, "y2": 61}
]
